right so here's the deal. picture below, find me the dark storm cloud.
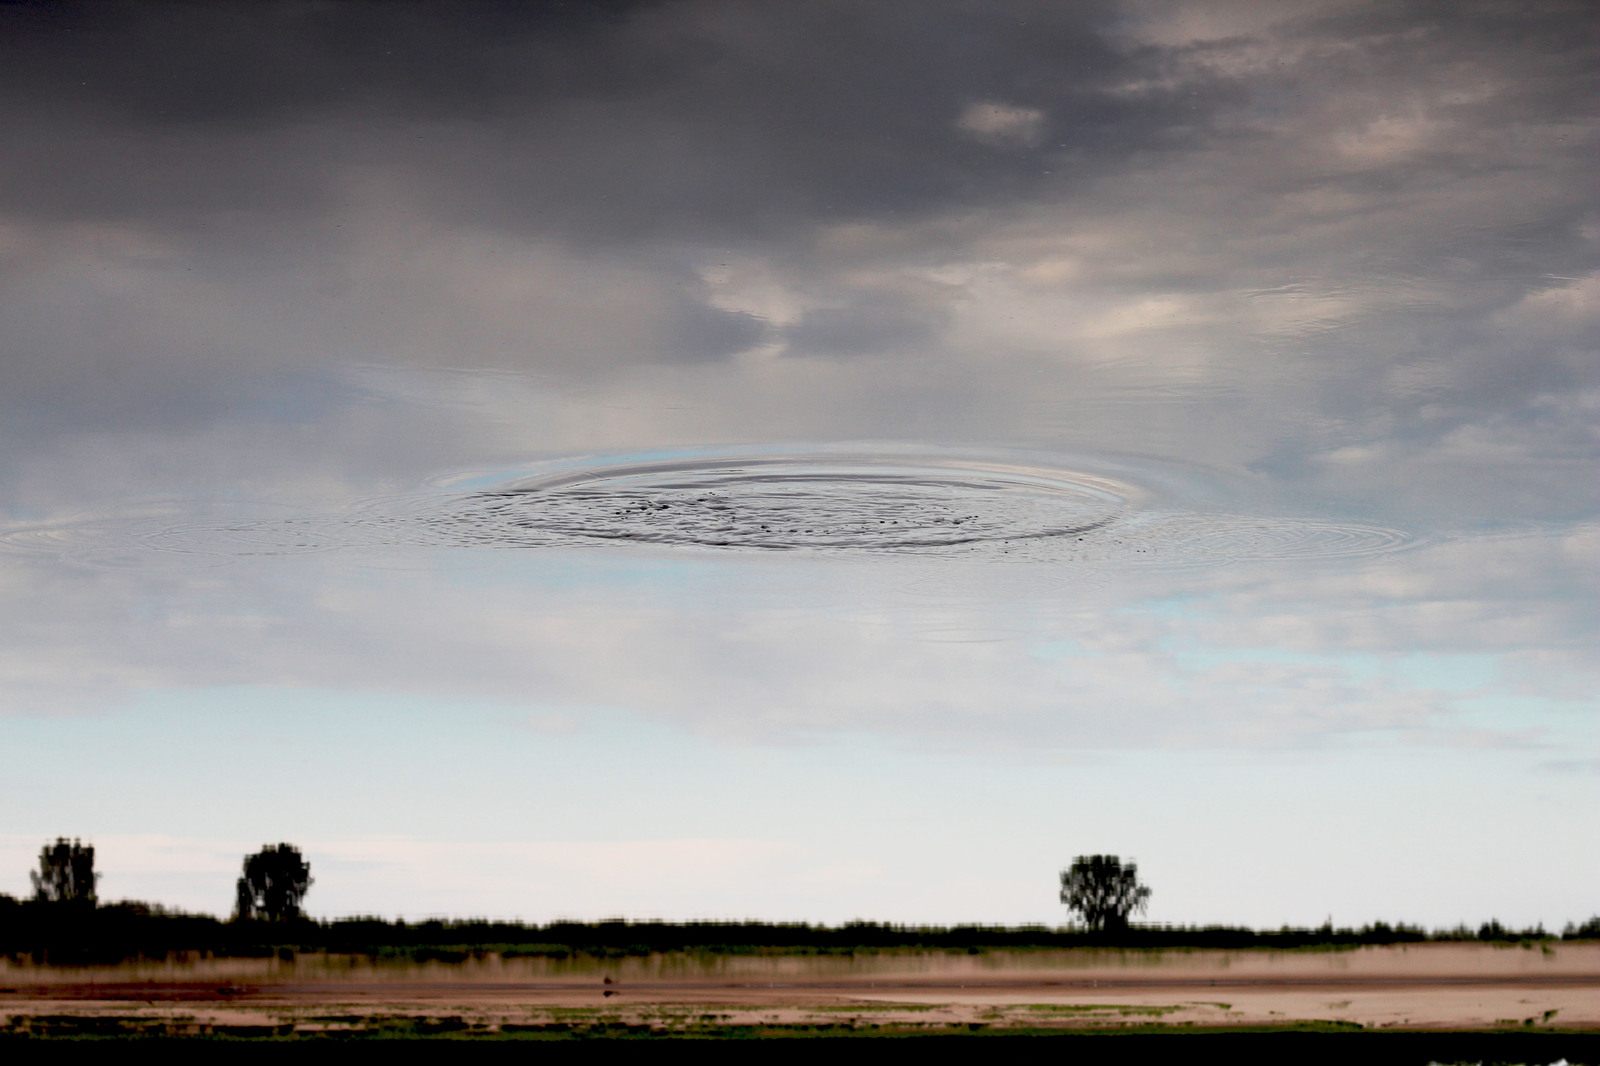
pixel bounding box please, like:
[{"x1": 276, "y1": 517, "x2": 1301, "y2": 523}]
[
  {"x1": 0, "y1": 0, "x2": 1593, "y2": 516},
  {"x1": 0, "y1": 0, "x2": 651, "y2": 123},
  {"x1": 0, "y1": 0, "x2": 1183, "y2": 447},
  {"x1": 3, "y1": 0, "x2": 1592, "y2": 263},
  {"x1": 0, "y1": 0, "x2": 1214, "y2": 240},
  {"x1": 662, "y1": 294, "x2": 769, "y2": 361}
]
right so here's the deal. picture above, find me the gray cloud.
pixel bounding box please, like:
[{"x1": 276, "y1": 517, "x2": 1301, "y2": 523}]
[
  {"x1": 0, "y1": 0, "x2": 1593, "y2": 516},
  {"x1": 783, "y1": 295, "x2": 947, "y2": 357},
  {"x1": 0, "y1": 0, "x2": 1176, "y2": 235},
  {"x1": 4, "y1": 3, "x2": 1596, "y2": 932},
  {"x1": 4, "y1": 0, "x2": 1589, "y2": 258}
]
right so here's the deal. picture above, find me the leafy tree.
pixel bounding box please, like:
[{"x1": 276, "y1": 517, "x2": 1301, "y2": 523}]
[
  {"x1": 1059, "y1": 854, "x2": 1150, "y2": 932},
  {"x1": 235, "y1": 843, "x2": 312, "y2": 921},
  {"x1": 30, "y1": 838, "x2": 96, "y2": 905}
]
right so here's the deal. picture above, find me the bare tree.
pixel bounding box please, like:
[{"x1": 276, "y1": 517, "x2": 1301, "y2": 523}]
[
  {"x1": 1060, "y1": 854, "x2": 1150, "y2": 932},
  {"x1": 31, "y1": 838, "x2": 97, "y2": 905}
]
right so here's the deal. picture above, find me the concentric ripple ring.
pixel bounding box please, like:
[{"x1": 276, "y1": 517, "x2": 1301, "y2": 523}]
[
  {"x1": 0, "y1": 450, "x2": 1424, "y2": 567},
  {"x1": 424, "y1": 455, "x2": 1136, "y2": 552}
]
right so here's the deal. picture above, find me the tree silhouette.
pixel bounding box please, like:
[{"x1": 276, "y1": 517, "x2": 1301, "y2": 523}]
[
  {"x1": 235, "y1": 843, "x2": 312, "y2": 921},
  {"x1": 31, "y1": 838, "x2": 96, "y2": 905},
  {"x1": 1059, "y1": 854, "x2": 1150, "y2": 932}
]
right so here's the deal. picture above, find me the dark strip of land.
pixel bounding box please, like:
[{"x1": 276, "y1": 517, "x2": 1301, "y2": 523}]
[{"x1": 3, "y1": 898, "x2": 1583, "y2": 965}]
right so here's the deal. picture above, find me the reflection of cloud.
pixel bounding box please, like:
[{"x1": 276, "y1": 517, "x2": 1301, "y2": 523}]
[
  {"x1": 0, "y1": 1, "x2": 1590, "y2": 931},
  {"x1": 1496, "y1": 273, "x2": 1600, "y2": 332},
  {"x1": 0, "y1": 4, "x2": 1593, "y2": 771},
  {"x1": 783, "y1": 296, "x2": 946, "y2": 357},
  {"x1": 0, "y1": 1, "x2": 1590, "y2": 527},
  {"x1": 956, "y1": 102, "x2": 1046, "y2": 147},
  {"x1": 2, "y1": 521, "x2": 1591, "y2": 753},
  {"x1": 525, "y1": 713, "x2": 581, "y2": 736},
  {"x1": 1333, "y1": 111, "x2": 1447, "y2": 163},
  {"x1": 1538, "y1": 759, "x2": 1600, "y2": 776}
]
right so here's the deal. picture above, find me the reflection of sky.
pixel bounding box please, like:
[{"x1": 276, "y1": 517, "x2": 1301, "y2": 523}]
[{"x1": 1, "y1": 1, "x2": 1595, "y2": 926}]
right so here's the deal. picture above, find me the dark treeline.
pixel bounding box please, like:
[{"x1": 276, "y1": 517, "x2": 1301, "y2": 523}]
[{"x1": 4, "y1": 896, "x2": 1597, "y2": 965}]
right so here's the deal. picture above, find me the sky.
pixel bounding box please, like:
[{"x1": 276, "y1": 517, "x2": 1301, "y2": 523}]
[{"x1": 1, "y1": 0, "x2": 1595, "y2": 928}]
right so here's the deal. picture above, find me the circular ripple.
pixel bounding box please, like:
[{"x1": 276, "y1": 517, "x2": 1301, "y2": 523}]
[
  {"x1": 1175, "y1": 515, "x2": 1416, "y2": 560},
  {"x1": 0, "y1": 451, "x2": 1423, "y2": 568},
  {"x1": 0, "y1": 515, "x2": 233, "y2": 570},
  {"x1": 418, "y1": 456, "x2": 1132, "y2": 552}
]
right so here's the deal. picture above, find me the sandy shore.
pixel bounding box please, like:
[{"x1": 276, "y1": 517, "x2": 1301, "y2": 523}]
[{"x1": 4, "y1": 943, "x2": 1596, "y2": 1035}]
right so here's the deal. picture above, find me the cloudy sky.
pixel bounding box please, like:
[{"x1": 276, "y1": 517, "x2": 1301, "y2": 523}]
[{"x1": 1, "y1": 0, "x2": 1595, "y2": 927}]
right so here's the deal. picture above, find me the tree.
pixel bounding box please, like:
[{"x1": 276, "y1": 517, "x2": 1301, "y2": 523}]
[
  {"x1": 1059, "y1": 854, "x2": 1150, "y2": 932},
  {"x1": 30, "y1": 838, "x2": 96, "y2": 905},
  {"x1": 235, "y1": 843, "x2": 312, "y2": 921}
]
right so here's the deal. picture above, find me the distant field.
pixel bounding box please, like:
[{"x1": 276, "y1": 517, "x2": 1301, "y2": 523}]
[{"x1": 3, "y1": 942, "x2": 1597, "y2": 1047}]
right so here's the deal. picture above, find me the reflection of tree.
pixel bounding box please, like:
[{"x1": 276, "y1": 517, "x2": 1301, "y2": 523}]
[
  {"x1": 235, "y1": 844, "x2": 312, "y2": 921},
  {"x1": 31, "y1": 838, "x2": 97, "y2": 905},
  {"x1": 1059, "y1": 854, "x2": 1150, "y2": 932}
]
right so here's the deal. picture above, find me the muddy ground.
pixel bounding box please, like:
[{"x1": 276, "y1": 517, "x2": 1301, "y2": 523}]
[{"x1": 3, "y1": 942, "x2": 1596, "y2": 1038}]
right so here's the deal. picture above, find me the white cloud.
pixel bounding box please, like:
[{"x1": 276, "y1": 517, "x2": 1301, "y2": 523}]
[{"x1": 955, "y1": 102, "x2": 1046, "y2": 147}]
